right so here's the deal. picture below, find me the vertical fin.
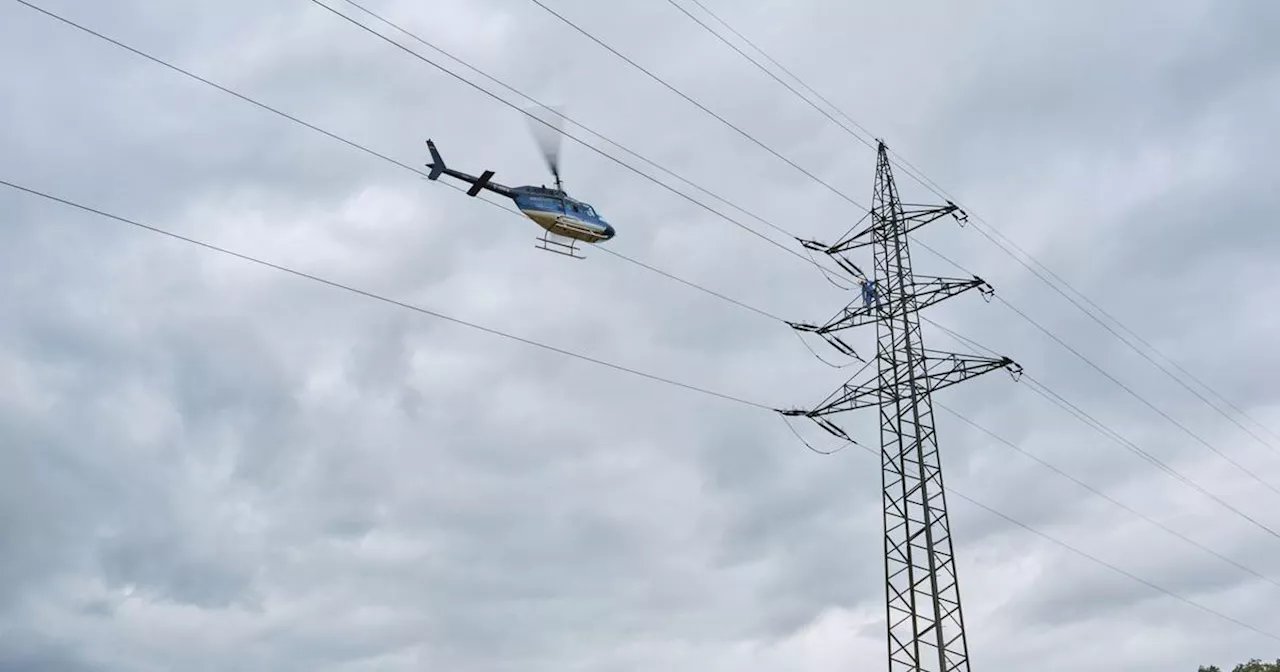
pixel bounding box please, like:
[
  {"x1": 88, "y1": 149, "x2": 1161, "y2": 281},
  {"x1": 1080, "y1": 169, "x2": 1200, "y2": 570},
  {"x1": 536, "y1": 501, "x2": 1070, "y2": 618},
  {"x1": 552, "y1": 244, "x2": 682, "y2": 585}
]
[{"x1": 425, "y1": 139, "x2": 445, "y2": 180}]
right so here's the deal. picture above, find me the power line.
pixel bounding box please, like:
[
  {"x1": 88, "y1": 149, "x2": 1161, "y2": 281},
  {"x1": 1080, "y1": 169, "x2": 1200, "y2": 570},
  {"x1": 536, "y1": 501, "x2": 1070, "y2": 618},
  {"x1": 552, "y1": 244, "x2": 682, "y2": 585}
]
[
  {"x1": 442, "y1": 180, "x2": 791, "y2": 323},
  {"x1": 681, "y1": 0, "x2": 881, "y2": 148},
  {"x1": 9, "y1": 181, "x2": 1272, "y2": 645},
  {"x1": 325, "y1": 0, "x2": 856, "y2": 291},
  {"x1": 799, "y1": 192, "x2": 1280, "y2": 502},
  {"x1": 897, "y1": 229, "x2": 1280, "y2": 497},
  {"x1": 935, "y1": 402, "x2": 1280, "y2": 591},
  {"x1": 663, "y1": 0, "x2": 876, "y2": 154},
  {"x1": 334, "y1": 0, "x2": 800, "y2": 246},
  {"x1": 300, "y1": 0, "x2": 832, "y2": 273},
  {"x1": 20, "y1": 3, "x2": 1280, "y2": 649},
  {"x1": 10, "y1": 177, "x2": 1278, "y2": 644},
  {"x1": 9, "y1": 0, "x2": 794, "y2": 330},
  {"x1": 324, "y1": 0, "x2": 834, "y2": 317},
  {"x1": 892, "y1": 136, "x2": 1280, "y2": 451},
  {"x1": 969, "y1": 223, "x2": 1280, "y2": 456},
  {"x1": 424, "y1": 177, "x2": 793, "y2": 324},
  {"x1": 32, "y1": 0, "x2": 828, "y2": 285},
  {"x1": 871, "y1": 431, "x2": 1280, "y2": 644},
  {"x1": 425, "y1": 178, "x2": 795, "y2": 325},
  {"x1": 524, "y1": 0, "x2": 868, "y2": 212},
  {"x1": 666, "y1": 0, "x2": 1280, "y2": 455},
  {"x1": 1022, "y1": 374, "x2": 1280, "y2": 540},
  {"x1": 906, "y1": 239, "x2": 1280, "y2": 498},
  {"x1": 11, "y1": 0, "x2": 431, "y2": 183},
  {"x1": 923, "y1": 317, "x2": 1280, "y2": 544},
  {"x1": 0, "y1": 177, "x2": 776, "y2": 411},
  {"x1": 22, "y1": 0, "x2": 1280, "y2": 627},
  {"x1": 535, "y1": 0, "x2": 1279, "y2": 472},
  {"x1": 995, "y1": 296, "x2": 1280, "y2": 497},
  {"x1": 597, "y1": 247, "x2": 786, "y2": 322},
  {"x1": 523, "y1": 0, "x2": 1280, "y2": 489}
]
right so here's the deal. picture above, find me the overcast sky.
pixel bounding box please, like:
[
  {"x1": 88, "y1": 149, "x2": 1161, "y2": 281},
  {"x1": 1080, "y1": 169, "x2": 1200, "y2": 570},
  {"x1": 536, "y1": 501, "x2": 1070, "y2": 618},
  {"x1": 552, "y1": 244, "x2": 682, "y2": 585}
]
[{"x1": 2, "y1": 0, "x2": 1279, "y2": 670}]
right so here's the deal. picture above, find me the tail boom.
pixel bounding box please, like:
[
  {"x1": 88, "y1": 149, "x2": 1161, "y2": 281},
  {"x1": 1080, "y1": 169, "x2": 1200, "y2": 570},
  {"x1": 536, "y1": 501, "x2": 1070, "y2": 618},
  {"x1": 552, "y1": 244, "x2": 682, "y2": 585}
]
[{"x1": 424, "y1": 139, "x2": 513, "y2": 198}]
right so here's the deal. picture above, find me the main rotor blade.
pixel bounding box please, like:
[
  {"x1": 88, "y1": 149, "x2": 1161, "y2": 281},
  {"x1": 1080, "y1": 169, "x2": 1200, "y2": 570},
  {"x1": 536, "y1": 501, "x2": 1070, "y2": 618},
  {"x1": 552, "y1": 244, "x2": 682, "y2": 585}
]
[{"x1": 524, "y1": 103, "x2": 565, "y2": 181}]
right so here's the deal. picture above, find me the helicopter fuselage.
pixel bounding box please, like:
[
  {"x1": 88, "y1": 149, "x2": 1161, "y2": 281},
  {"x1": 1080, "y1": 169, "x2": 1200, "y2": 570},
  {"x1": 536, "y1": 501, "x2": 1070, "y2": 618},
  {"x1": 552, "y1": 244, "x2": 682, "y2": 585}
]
[{"x1": 511, "y1": 186, "x2": 614, "y2": 243}]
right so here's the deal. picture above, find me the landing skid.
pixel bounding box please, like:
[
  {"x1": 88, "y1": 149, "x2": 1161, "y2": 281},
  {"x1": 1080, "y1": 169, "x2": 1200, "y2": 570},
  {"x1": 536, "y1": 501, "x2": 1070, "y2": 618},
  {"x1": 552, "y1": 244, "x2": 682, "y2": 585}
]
[{"x1": 535, "y1": 231, "x2": 586, "y2": 259}]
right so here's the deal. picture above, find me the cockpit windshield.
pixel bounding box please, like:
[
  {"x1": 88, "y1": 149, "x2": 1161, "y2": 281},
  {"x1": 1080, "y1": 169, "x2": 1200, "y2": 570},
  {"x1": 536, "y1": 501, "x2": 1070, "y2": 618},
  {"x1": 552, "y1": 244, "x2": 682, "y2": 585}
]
[{"x1": 565, "y1": 200, "x2": 595, "y2": 218}]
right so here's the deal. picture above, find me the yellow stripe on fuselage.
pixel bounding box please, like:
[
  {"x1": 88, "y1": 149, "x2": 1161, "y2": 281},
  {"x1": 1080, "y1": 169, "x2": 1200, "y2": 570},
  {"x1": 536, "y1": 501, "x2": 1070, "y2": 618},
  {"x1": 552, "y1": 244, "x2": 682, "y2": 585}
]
[{"x1": 520, "y1": 209, "x2": 609, "y2": 242}]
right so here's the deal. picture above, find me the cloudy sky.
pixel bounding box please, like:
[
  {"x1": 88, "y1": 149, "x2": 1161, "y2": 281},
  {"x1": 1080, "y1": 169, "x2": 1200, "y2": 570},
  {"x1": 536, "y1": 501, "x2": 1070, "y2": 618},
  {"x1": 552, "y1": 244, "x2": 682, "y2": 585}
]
[{"x1": 2, "y1": 0, "x2": 1279, "y2": 670}]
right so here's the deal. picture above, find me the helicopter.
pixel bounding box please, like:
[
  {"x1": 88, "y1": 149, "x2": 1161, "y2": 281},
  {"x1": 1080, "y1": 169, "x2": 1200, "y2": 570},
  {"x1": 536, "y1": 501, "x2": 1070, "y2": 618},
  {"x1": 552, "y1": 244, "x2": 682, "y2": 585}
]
[{"x1": 423, "y1": 112, "x2": 614, "y2": 259}]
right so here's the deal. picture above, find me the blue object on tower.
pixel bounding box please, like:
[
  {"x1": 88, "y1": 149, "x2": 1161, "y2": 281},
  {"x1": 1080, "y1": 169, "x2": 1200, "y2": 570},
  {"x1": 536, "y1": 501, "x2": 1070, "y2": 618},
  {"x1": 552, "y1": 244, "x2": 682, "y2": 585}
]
[{"x1": 861, "y1": 279, "x2": 879, "y2": 308}]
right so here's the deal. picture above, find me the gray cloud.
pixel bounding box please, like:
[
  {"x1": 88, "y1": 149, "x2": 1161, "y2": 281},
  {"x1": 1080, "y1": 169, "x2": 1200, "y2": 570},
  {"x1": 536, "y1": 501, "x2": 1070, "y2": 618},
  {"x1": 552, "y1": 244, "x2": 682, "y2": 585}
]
[{"x1": 2, "y1": 0, "x2": 1279, "y2": 670}]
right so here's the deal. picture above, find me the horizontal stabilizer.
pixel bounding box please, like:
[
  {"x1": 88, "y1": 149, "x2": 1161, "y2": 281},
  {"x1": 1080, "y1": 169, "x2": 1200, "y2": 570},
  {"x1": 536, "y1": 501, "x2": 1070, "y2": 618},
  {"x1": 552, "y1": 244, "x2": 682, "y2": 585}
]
[{"x1": 467, "y1": 170, "x2": 495, "y2": 197}]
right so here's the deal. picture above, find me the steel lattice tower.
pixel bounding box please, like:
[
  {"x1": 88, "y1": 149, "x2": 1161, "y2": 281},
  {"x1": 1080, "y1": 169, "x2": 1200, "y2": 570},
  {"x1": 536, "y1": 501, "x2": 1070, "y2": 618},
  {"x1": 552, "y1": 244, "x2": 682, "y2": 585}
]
[{"x1": 782, "y1": 142, "x2": 1020, "y2": 672}]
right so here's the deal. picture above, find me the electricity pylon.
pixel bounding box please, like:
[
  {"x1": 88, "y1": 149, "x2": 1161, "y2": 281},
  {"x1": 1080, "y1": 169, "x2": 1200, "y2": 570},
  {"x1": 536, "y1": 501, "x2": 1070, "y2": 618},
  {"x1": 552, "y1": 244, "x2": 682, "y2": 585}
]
[{"x1": 781, "y1": 141, "x2": 1021, "y2": 672}]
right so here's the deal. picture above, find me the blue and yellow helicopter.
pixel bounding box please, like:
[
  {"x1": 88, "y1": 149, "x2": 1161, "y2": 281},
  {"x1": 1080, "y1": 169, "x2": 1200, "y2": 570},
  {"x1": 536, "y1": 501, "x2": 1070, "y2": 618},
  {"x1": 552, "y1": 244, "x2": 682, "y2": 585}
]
[{"x1": 423, "y1": 118, "x2": 613, "y2": 259}]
